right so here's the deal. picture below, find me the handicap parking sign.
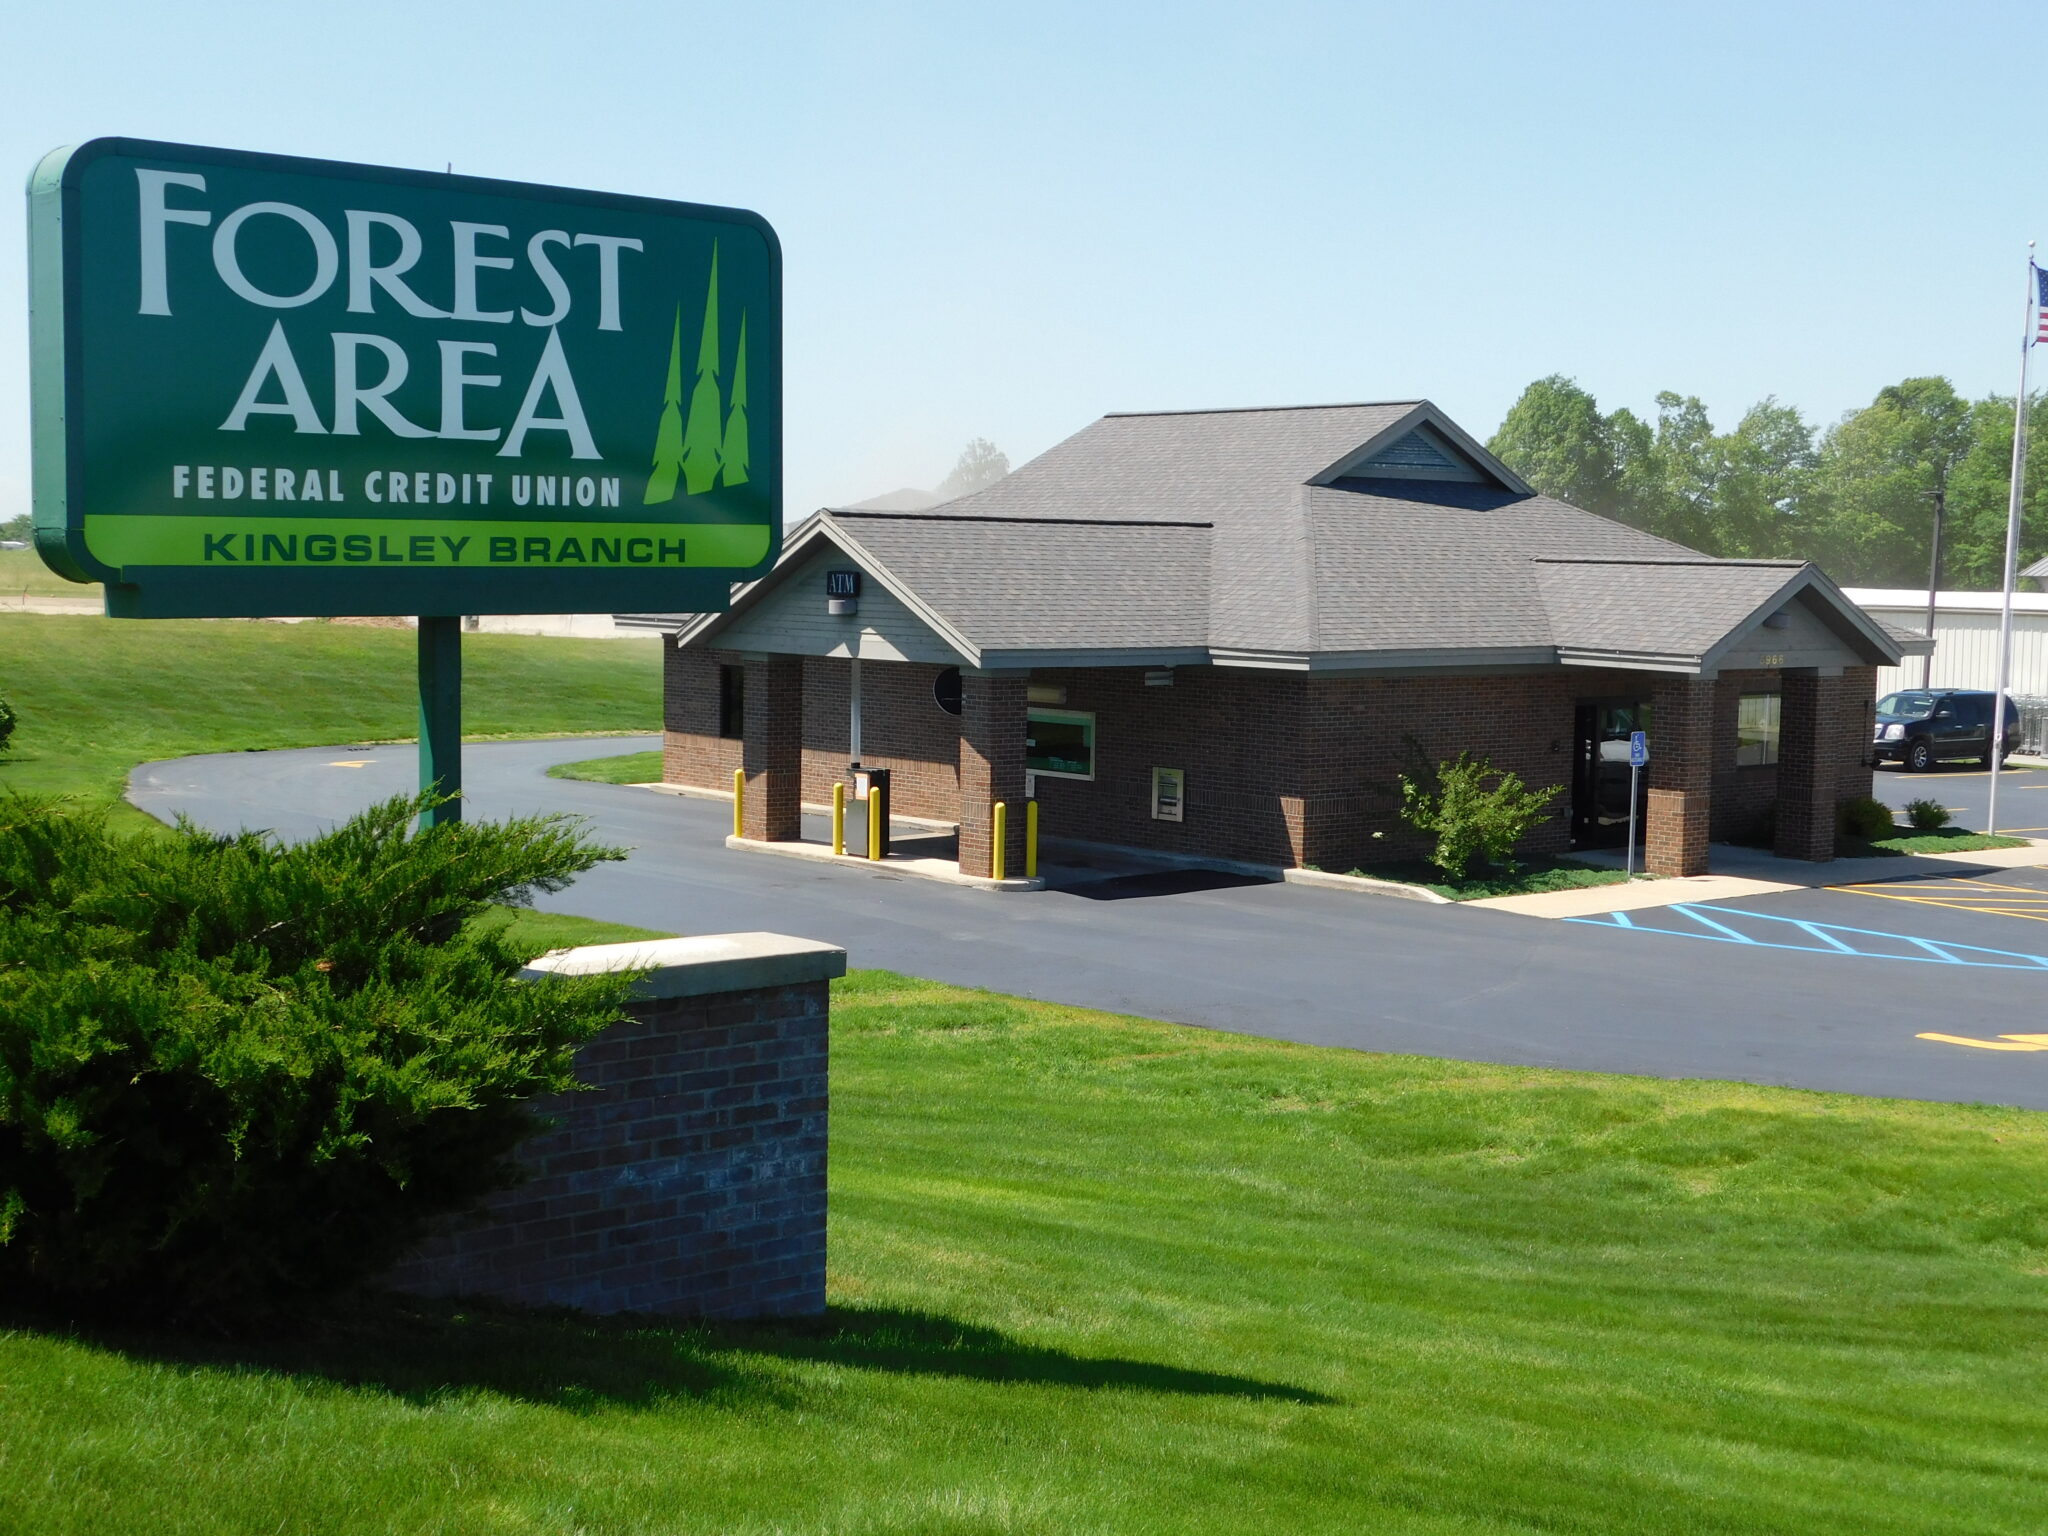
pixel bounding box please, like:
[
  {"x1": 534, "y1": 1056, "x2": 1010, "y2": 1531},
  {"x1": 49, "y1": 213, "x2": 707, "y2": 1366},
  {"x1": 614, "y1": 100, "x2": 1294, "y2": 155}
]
[{"x1": 1629, "y1": 730, "x2": 1648, "y2": 768}]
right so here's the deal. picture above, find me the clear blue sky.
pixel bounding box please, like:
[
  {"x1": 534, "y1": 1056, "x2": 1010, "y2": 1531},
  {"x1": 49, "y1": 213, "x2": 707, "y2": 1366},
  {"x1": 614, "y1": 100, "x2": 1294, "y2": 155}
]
[{"x1": 2, "y1": 0, "x2": 2041, "y2": 522}]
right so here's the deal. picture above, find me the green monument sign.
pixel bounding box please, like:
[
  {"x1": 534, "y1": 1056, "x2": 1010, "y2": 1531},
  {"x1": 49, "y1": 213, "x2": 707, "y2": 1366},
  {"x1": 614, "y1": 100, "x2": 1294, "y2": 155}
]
[
  {"x1": 28, "y1": 138, "x2": 782, "y2": 822},
  {"x1": 29, "y1": 137, "x2": 780, "y2": 618}
]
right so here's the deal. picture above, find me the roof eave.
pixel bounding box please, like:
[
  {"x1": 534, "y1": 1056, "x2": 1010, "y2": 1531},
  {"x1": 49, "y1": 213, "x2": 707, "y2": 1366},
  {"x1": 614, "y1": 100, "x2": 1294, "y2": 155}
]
[
  {"x1": 1556, "y1": 647, "x2": 1706, "y2": 674},
  {"x1": 1696, "y1": 565, "x2": 1904, "y2": 673},
  {"x1": 675, "y1": 512, "x2": 986, "y2": 666}
]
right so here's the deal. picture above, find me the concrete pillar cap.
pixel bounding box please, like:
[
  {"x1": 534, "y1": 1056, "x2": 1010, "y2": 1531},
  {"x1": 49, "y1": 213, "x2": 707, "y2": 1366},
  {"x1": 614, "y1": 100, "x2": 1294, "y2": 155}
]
[{"x1": 521, "y1": 932, "x2": 848, "y2": 999}]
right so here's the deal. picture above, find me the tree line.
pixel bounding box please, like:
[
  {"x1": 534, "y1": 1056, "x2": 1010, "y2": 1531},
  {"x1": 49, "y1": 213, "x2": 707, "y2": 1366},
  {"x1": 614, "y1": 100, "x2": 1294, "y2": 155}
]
[{"x1": 1485, "y1": 375, "x2": 2048, "y2": 588}]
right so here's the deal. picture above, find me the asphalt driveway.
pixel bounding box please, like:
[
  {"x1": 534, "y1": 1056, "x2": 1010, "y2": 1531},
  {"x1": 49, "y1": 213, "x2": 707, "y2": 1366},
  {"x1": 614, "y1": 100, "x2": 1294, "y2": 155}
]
[
  {"x1": 1871, "y1": 761, "x2": 2048, "y2": 833},
  {"x1": 129, "y1": 737, "x2": 2048, "y2": 1110}
]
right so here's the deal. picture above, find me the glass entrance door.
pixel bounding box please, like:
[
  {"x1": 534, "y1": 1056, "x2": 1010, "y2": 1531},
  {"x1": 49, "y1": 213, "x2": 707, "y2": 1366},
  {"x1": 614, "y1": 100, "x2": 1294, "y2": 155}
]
[{"x1": 1570, "y1": 700, "x2": 1651, "y2": 849}]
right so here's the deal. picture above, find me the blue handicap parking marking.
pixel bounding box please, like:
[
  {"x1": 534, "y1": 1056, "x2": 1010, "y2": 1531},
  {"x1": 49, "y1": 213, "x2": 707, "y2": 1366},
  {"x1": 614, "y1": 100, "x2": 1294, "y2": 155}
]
[{"x1": 1568, "y1": 904, "x2": 2048, "y2": 972}]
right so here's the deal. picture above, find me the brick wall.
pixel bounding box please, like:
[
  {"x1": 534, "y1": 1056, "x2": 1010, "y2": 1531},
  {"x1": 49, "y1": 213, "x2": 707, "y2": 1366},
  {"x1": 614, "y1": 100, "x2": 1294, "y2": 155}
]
[
  {"x1": 1028, "y1": 667, "x2": 1310, "y2": 866},
  {"x1": 1646, "y1": 676, "x2": 1716, "y2": 876},
  {"x1": 959, "y1": 672, "x2": 1027, "y2": 878},
  {"x1": 1711, "y1": 670, "x2": 1781, "y2": 845},
  {"x1": 665, "y1": 647, "x2": 963, "y2": 821},
  {"x1": 798, "y1": 656, "x2": 961, "y2": 819},
  {"x1": 1773, "y1": 666, "x2": 1881, "y2": 861},
  {"x1": 1830, "y1": 666, "x2": 1878, "y2": 809},
  {"x1": 1297, "y1": 672, "x2": 1622, "y2": 872},
  {"x1": 742, "y1": 654, "x2": 804, "y2": 840},
  {"x1": 663, "y1": 645, "x2": 742, "y2": 790},
  {"x1": 665, "y1": 646, "x2": 1875, "y2": 873},
  {"x1": 387, "y1": 957, "x2": 835, "y2": 1320}
]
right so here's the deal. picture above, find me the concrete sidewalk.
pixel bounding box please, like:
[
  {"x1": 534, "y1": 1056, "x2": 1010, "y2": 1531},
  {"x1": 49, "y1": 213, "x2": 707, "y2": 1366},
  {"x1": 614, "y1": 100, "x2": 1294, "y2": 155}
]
[{"x1": 1472, "y1": 837, "x2": 2048, "y2": 918}]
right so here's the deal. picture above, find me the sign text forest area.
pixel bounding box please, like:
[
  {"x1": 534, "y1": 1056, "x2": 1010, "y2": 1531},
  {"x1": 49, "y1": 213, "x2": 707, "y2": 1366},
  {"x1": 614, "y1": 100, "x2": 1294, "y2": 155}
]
[{"x1": 29, "y1": 138, "x2": 780, "y2": 617}]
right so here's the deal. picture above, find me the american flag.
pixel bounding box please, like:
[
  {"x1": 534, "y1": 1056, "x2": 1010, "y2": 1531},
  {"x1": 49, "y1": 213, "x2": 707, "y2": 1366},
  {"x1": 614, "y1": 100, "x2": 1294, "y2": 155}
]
[{"x1": 2036, "y1": 262, "x2": 2048, "y2": 344}]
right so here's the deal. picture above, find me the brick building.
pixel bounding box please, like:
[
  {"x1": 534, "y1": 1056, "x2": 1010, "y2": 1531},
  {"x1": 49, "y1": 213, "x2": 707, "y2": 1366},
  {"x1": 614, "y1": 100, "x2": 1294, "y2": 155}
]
[{"x1": 628, "y1": 402, "x2": 1916, "y2": 879}]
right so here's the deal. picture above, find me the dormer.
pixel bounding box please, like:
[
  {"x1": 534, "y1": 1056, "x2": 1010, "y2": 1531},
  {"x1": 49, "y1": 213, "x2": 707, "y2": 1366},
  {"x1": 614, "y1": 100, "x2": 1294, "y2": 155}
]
[{"x1": 1310, "y1": 402, "x2": 1532, "y2": 494}]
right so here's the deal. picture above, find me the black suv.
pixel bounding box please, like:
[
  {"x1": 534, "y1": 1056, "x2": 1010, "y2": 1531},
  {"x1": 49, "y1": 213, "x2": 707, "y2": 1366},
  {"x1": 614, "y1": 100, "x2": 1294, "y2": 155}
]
[{"x1": 1873, "y1": 689, "x2": 2022, "y2": 771}]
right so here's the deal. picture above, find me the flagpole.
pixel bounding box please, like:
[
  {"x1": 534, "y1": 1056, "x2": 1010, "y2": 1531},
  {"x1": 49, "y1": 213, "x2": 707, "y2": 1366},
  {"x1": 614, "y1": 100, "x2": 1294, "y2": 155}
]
[{"x1": 1987, "y1": 242, "x2": 2035, "y2": 837}]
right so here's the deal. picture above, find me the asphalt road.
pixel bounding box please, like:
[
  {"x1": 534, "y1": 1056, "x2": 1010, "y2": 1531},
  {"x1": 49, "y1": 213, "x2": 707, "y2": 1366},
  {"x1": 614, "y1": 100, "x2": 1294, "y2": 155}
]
[
  {"x1": 129, "y1": 737, "x2": 2048, "y2": 1111},
  {"x1": 1871, "y1": 760, "x2": 2048, "y2": 834}
]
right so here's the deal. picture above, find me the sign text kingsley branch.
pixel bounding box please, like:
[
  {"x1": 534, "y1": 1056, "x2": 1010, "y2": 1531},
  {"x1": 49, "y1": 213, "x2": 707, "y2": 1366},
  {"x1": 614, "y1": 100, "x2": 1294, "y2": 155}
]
[{"x1": 29, "y1": 137, "x2": 780, "y2": 617}]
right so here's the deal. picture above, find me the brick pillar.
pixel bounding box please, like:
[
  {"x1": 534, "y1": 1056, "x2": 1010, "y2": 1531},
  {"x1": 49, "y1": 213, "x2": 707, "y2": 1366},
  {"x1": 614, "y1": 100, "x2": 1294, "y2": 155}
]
[
  {"x1": 387, "y1": 933, "x2": 846, "y2": 1319},
  {"x1": 1776, "y1": 668, "x2": 1841, "y2": 862},
  {"x1": 1646, "y1": 675, "x2": 1715, "y2": 876},
  {"x1": 959, "y1": 671, "x2": 1026, "y2": 879},
  {"x1": 1831, "y1": 666, "x2": 1878, "y2": 818},
  {"x1": 742, "y1": 653, "x2": 802, "y2": 841}
]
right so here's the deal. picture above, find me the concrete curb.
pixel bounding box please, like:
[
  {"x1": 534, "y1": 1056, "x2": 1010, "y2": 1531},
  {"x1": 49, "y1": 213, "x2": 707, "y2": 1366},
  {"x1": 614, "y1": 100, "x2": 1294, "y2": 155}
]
[
  {"x1": 1282, "y1": 868, "x2": 1454, "y2": 904},
  {"x1": 723, "y1": 834, "x2": 1044, "y2": 892}
]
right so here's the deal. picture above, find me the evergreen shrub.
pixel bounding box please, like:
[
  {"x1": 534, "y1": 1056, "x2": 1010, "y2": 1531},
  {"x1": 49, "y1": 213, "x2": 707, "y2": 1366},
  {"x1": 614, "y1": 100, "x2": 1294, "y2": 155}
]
[
  {"x1": 0, "y1": 794, "x2": 634, "y2": 1327},
  {"x1": 0, "y1": 695, "x2": 15, "y2": 753},
  {"x1": 1904, "y1": 797, "x2": 1952, "y2": 831},
  {"x1": 1838, "y1": 795, "x2": 1898, "y2": 842},
  {"x1": 1397, "y1": 749, "x2": 1562, "y2": 878}
]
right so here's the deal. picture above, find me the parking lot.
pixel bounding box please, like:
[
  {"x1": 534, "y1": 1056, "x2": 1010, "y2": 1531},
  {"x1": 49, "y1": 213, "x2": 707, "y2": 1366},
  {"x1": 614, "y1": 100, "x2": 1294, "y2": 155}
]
[
  {"x1": 127, "y1": 736, "x2": 2048, "y2": 1108},
  {"x1": 1870, "y1": 760, "x2": 2048, "y2": 834}
]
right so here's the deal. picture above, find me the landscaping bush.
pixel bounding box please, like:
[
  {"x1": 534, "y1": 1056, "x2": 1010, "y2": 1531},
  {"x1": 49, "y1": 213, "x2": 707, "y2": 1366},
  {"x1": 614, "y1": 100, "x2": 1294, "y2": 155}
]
[
  {"x1": 1904, "y1": 796, "x2": 1952, "y2": 831},
  {"x1": 1397, "y1": 749, "x2": 1562, "y2": 877},
  {"x1": 0, "y1": 793, "x2": 635, "y2": 1327},
  {"x1": 1838, "y1": 795, "x2": 1898, "y2": 842},
  {"x1": 0, "y1": 695, "x2": 15, "y2": 754}
]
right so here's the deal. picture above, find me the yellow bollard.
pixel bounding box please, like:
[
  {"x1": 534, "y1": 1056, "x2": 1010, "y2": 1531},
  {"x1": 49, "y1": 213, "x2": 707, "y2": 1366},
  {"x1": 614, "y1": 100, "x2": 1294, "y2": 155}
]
[
  {"x1": 867, "y1": 784, "x2": 883, "y2": 861},
  {"x1": 732, "y1": 767, "x2": 744, "y2": 838},
  {"x1": 1025, "y1": 799, "x2": 1038, "y2": 879},
  {"x1": 992, "y1": 801, "x2": 1007, "y2": 882},
  {"x1": 832, "y1": 781, "x2": 846, "y2": 856}
]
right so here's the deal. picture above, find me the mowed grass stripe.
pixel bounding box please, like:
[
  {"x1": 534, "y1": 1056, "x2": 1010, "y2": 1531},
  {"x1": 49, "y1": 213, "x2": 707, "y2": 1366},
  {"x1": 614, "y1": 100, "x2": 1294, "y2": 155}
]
[{"x1": 3, "y1": 971, "x2": 2046, "y2": 1531}]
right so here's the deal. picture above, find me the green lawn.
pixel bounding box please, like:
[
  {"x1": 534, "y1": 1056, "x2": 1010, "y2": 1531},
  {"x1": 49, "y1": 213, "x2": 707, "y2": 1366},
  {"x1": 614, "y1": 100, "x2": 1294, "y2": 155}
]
[
  {"x1": 0, "y1": 544, "x2": 100, "y2": 599},
  {"x1": 3, "y1": 972, "x2": 2044, "y2": 1534},
  {"x1": 1345, "y1": 855, "x2": 1640, "y2": 899},
  {"x1": 1858, "y1": 828, "x2": 2034, "y2": 856},
  {"x1": 0, "y1": 614, "x2": 660, "y2": 829},
  {"x1": 549, "y1": 747, "x2": 665, "y2": 784},
  {"x1": 475, "y1": 904, "x2": 675, "y2": 958}
]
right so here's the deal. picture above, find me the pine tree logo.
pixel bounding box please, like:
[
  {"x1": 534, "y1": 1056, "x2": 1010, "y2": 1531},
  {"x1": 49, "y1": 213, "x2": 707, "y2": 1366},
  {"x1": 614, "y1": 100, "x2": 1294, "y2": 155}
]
[
  {"x1": 644, "y1": 244, "x2": 750, "y2": 504},
  {"x1": 644, "y1": 309, "x2": 686, "y2": 504},
  {"x1": 721, "y1": 313, "x2": 749, "y2": 488}
]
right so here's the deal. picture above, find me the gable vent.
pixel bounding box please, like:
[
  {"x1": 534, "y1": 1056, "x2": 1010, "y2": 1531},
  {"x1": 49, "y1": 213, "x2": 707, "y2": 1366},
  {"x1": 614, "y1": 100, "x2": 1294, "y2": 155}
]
[
  {"x1": 1345, "y1": 426, "x2": 1486, "y2": 483},
  {"x1": 1365, "y1": 431, "x2": 1458, "y2": 471}
]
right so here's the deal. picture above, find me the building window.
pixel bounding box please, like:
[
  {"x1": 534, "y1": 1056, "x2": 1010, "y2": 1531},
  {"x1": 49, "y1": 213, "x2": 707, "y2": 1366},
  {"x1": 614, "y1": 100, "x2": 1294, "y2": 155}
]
[
  {"x1": 1735, "y1": 693, "x2": 1780, "y2": 766},
  {"x1": 1026, "y1": 708, "x2": 1095, "y2": 779},
  {"x1": 718, "y1": 664, "x2": 745, "y2": 739}
]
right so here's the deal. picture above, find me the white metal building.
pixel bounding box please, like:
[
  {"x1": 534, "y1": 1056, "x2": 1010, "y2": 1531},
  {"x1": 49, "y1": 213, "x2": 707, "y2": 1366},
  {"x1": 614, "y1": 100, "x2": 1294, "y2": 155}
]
[{"x1": 1844, "y1": 588, "x2": 2048, "y2": 697}]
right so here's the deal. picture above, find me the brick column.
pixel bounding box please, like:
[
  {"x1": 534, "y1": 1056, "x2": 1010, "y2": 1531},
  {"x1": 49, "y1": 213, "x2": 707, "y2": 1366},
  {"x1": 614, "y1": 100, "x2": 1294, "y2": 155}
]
[
  {"x1": 1646, "y1": 675, "x2": 1715, "y2": 876},
  {"x1": 1775, "y1": 668, "x2": 1843, "y2": 862},
  {"x1": 387, "y1": 933, "x2": 846, "y2": 1319},
  {"x1": 742, "y1": 653, "x2": 803, "y2": 841},
  {"x1": 959, "y1": 671, "x2": 1026, "y2": 879},
  {"x1": 1830, "y1": 666, "x2": 1878, "y2": 816}
]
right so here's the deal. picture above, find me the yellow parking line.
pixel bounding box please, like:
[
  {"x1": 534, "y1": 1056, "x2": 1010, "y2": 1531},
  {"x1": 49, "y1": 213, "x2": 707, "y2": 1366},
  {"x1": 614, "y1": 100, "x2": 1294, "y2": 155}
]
[
  {"x1": 1918, "y1": 1031, "x2": 2048, "y2": 1052},
  {"x1": 1835, "y1": 878, "x2": 2048, "y2": 923},
  {"x1": 1842, "y1": 877, "x2": 2046, "y2": 896}
]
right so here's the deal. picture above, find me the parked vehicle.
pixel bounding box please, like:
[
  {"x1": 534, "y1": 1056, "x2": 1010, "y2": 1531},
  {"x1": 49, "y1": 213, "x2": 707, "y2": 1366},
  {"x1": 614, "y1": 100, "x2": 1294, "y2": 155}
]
[{"x1": 1872, "y1": 689, "x2": 2021, "y2": 771}]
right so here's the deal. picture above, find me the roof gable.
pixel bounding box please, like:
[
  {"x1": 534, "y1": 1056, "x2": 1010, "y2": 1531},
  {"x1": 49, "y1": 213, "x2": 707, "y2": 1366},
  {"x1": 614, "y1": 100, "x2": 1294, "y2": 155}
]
[{"x1": 1308, "y1": 402, "x2": 1532, "y2": 495}]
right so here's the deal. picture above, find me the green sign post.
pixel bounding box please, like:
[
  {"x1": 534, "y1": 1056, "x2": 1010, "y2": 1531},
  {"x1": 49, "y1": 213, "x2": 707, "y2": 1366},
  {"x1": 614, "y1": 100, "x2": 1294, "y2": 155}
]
[{"x1": 29, "y1": 137, "x2": 780, "y2": 820}]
